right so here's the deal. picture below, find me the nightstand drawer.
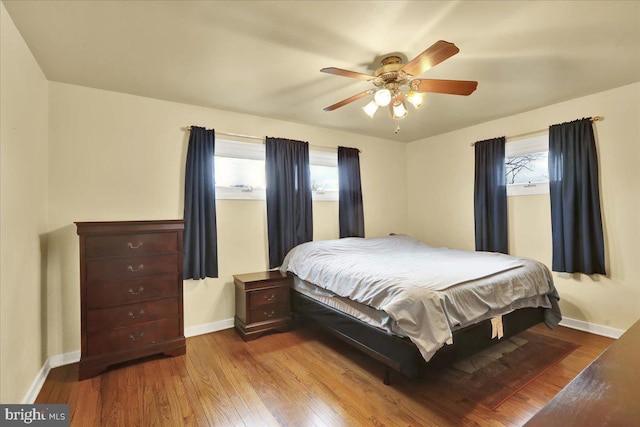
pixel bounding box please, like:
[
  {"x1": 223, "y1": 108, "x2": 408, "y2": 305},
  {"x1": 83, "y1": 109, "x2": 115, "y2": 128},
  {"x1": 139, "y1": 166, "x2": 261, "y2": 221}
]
[
  {"x1": 87, "y1": 318, "x2": 180, "y2": 356},
  {"x1": 87, "y1": 274, "x2": 179, "y2": 308},
  {"x1": 87, "y1": 298, "x2": 180, "y2": 332},
  {"x1": 87, "y1": 254, "x2": 179, "y2": 282},
  {"x1": 85, "y1": 232, "x2": 178, "y2": 259},
  {"x1": 248, "y1": 286, "x2": 289, "y2": 308},
  {"x1": 249, "y1": 303, "x2": 289, "y2": 323}
]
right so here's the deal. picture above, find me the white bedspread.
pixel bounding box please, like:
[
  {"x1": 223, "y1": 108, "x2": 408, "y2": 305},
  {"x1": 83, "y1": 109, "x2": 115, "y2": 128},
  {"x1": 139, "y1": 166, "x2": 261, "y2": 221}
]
[{"x1": 280, "y1": 235, "x2": 558, "y2": 362}]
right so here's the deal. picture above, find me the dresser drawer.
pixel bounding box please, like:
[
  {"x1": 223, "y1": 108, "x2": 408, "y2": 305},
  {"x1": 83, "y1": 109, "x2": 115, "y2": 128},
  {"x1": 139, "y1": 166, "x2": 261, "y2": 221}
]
[
  {"x1": 87, "y1": 298, "x2": 180, "y2": 332},
  {"x1": 85, "y1": 232, "x2": 178, "y2": 259},
  {"x1": 87, "y1": 254, "x2": 179, "y2": 282},
  {"x1": 87, "y1": 318, "x2": 180, "y2": 356},
  {"x1": 248, "y1": 286, "x2": 289, "y2": 308},
  {"x1": 87, "y1": 274, "x2": 179, "y2": 308},
  {"x1": 249, "y1": 303, "x2": 289, "y2": 323}
]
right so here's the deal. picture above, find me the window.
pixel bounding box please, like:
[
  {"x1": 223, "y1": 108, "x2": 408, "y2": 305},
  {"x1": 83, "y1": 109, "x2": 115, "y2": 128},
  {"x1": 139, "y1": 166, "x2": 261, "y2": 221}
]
[
  {"x1": 214, "y1": 139, "x2": 338, "y2": 201},
  {"x1": 215, "y1": 140, "x2": 266, "y2": 200},
  {"x1": 309, "y1": 150, "x2": 339, "y2": 201},
  {"x1": 505, "y1": 133, "x2": 549, "y2": 196}
]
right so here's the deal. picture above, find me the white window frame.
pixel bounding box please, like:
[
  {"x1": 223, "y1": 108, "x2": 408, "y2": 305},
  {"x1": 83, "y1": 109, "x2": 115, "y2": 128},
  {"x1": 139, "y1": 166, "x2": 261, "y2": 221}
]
[
  {"x1": 214, "y1": 139, "x2": 338, "y2": 201},
  {"x1": 505, "y1": 133, "x2": 550, "y2": 197}
]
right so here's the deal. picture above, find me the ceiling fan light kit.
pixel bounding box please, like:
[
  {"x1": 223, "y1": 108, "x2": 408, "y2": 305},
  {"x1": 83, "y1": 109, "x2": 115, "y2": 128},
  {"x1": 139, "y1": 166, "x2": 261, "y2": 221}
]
[
  {"x1": 392, "y1": 100, "x2": 407, "y2": 119},
  {"x1": 362, "y1": 100, "x2": 379, "y2": 118},
  {"x1": 321, "y1": 40, "x2": 478, "y2": 133},
  {"x1": 406, "y1": 89, "x2": 426, "y2": 109},
  {"x1": 374, "y1": 88, "x2": 392, "y2": 107}
]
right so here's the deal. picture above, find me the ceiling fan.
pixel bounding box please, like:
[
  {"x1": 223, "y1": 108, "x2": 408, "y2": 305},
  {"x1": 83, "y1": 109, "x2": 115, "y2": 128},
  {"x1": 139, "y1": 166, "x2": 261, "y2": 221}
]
[{"x1": 321, "y1": 40, "x2": 478, "y2": 133}]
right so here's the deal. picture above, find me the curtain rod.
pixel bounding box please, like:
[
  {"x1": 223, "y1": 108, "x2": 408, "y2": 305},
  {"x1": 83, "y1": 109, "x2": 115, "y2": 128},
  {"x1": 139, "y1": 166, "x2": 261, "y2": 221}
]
[
  {"x1": 185, "y1": 127, "x2": 263, "y2": 141},
  {"x1": 184, "y1": 126, "x2": 361, "y2": 153},
  {"x1": 469, "y1": 116, "x2": 602, "y2": 147}
]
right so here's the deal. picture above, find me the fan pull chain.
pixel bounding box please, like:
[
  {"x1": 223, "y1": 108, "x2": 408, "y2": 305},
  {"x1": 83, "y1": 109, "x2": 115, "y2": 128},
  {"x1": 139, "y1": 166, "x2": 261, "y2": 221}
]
[{"x1": 394, "y1": 119, "x2": 401, "y2": 134}]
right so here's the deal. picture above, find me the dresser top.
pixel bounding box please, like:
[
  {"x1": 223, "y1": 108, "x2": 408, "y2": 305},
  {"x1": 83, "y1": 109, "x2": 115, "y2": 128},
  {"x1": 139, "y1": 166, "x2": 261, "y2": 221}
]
[
  {"x1": 76, "y1": 219, "x2": 184, "y2": 235},
  {"x1": 525, "y1": 318, "x2": 640, "y2": 426}
]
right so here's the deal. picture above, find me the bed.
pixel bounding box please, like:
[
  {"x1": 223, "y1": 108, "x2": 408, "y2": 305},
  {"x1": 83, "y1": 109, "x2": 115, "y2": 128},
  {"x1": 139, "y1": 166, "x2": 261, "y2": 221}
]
[{"x1": 279, "y1": 235, "x2": 561, "y2": 383}]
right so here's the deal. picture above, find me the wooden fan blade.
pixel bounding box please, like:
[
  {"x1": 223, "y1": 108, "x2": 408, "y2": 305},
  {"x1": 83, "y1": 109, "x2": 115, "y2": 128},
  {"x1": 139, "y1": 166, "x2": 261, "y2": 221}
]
[
  {"x1": 324, "y1": 90, "x2": 372, "y2": 111},
  {"x1": 415, "y1": 79, "x2": 478, "y2": 95},
  {"x1": 401, "y1": 40, "x2": 460, "y2": 77},
  {"x1": 321, "y1": 67, "x2": 375, "y2": 81}
]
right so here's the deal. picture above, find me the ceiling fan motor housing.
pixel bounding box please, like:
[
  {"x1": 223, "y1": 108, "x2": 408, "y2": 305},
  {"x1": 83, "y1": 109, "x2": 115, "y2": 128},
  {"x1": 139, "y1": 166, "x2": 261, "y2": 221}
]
[{"x1": 374, "y1": 56, "x2": 413, "y2": 91}]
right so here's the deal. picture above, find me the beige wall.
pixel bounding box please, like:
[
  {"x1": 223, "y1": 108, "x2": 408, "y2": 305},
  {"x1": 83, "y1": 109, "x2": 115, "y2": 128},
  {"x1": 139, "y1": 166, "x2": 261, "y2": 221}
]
[
  {"x1": 47, "y1": 82, "x2": 408, "y2": 355},
  {"x1": 408, "y1": 82, "x2": 640, "y2": 331},
  {"x1": 0, "y1": 3, "x2": 49, "y2": 403}
]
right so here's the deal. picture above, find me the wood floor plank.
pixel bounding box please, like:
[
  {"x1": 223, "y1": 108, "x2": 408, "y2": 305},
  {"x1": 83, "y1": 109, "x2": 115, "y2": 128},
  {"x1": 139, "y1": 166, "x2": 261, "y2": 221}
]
[
  {"x1": 185, "y1": 334, "x2": 254, "y2": 426},
  {"x1": 36, "y1": 324, "x2": 614, "y2": 427},
  {"x1": 70, "y1": 375, "x2": 102, "y2": 426},
  {"x1": 208, "y1": 332, "x2": 281, "y2": 426},
  {"x1": 98, "y1": 368, "x2": 126, "y2": 427}
]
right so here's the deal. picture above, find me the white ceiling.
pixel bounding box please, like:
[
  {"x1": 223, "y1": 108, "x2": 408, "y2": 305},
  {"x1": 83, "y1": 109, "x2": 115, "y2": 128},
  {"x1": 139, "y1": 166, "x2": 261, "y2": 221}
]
[{"x1": 4, "y1": 1, "x2": 640, "y2": 142}]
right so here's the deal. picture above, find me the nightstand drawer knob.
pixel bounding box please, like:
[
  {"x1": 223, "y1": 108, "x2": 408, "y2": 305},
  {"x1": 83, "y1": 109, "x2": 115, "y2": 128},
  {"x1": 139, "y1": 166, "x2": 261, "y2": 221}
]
[
  {"x1": 127, "y1": 264, "x2": 145, "y2": 272},
  {"x1": 129, "y1": 332, "x2": 145, "y2": 341},
  {"x1": 127, "y1": 241, "x2": 144, "y2": 249},
  {"x1": 264, "y1": 310, "x2": 275, "y2": 318},
  {"x1": 128, "y1": 309, "x2": 145, "y2": 319},
  {"x1": 264, "y1": 294, "x2": 276, "y2": 302},
  {"x1": 128, "y1": 286, "x2": 145, "y2": 295}
]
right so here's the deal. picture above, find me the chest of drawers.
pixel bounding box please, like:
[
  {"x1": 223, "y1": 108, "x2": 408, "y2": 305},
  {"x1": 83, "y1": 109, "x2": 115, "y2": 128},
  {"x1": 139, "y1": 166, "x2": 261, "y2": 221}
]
[
  {"x1": 76, "y1": 220, "x2": 186, "y2": 380},
  {"x1": 233, "y1": 271, "x2": 292, "y2": 341}
]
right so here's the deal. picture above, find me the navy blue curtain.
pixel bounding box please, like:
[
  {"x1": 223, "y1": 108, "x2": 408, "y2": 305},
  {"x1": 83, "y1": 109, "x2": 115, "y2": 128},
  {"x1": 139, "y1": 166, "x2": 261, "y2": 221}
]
[
  {"x1": 549, "y1": 118, "x2": 605, "y2": 274},
  {"x1": 338, "y1": 146, "x2": 365, "y2": 238},
  {"x1": 474, "y1": 136, "x2": 508, "y2": 253},
  {"x1": 265, "y1": 137, "x2": 313, "y2": 268},
  {"x1": 183, "y1": 126, "x2": 218, "y2": 279}
]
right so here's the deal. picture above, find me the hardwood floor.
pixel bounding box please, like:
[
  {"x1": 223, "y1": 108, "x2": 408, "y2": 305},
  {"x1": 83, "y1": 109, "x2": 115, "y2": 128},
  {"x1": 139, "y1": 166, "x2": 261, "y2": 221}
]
[{"x1": 36, "y1": 324, "x2": 613, "y2": 426}]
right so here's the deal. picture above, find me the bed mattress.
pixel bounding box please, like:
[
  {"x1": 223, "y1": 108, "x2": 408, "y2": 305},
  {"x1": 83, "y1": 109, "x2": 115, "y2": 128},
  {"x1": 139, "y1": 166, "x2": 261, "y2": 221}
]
[
  {"x1": 281, "y1": 235, "x2": 562, "y2": 362},
  {"x1": 293, "y1": 273, "x2": 553, "y2": 336}
]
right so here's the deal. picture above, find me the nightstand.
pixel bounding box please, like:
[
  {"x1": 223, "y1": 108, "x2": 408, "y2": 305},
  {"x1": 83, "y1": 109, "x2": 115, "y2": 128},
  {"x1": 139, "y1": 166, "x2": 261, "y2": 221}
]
[{"x1": 233, "y1": 270, "x2": 293, "y2": 341}]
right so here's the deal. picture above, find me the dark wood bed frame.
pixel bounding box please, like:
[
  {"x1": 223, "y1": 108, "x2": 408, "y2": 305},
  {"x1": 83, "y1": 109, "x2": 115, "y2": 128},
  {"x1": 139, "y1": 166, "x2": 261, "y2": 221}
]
[{"x1": 291, "y1": 290, "x2": 546, "y2": 384}]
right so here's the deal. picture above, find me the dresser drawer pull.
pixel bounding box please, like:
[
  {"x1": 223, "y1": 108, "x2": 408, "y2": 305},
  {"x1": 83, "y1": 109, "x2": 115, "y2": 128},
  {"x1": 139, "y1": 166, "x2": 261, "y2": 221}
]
[
  {"x1": 127, "y1": 264, "x2": 144, "y2": 272},
  {"x1": 264, "y1": 310, "x2": 276, "y2": 318},
  {"x1": 127, "y1": 241, "x2": 144, "y2": 249},
  {"x1": 129, "y1": 332, "x2": 145, "y2": 341},
  {"x1": 128, "y1": 309, "x2": 145, "y2": 319},
  {"x1": 264, "y1": 293, "x2": 276, "y2": 302},
  {"x1": 128, "y1": 286, "x2": 145, "y2": 295}
]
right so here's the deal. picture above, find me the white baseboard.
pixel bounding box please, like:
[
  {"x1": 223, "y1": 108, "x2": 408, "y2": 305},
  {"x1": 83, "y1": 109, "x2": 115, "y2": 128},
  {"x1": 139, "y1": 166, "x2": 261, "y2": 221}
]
[
  {"x1": 21, "y1": 350, "x2": 81, "y2": 404},
  {"x1": 559, "y1": 317, "x2": 624, "y2": 339},
  {"x1": 21, "y1": 359, "x2": 51, "y2": 404},
  {"x1": 185, "y1": 317, "x2": 234, "y2": 337},
  {"x1": 49, "y1": 350, "x2": 81, "y2": 368}
]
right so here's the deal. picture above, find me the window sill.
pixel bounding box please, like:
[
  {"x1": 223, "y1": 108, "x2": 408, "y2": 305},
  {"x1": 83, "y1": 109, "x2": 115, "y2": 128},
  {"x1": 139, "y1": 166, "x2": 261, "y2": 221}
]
[
  {"x1": 507, "y1": 182, "x2": 549, "y2": 197},
  {"x1": 215, "y1": 188, "x2": 338, "y2": 201},
  {"x1": 216, "y1": 187, "x2": 266, "y2": 200}
]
